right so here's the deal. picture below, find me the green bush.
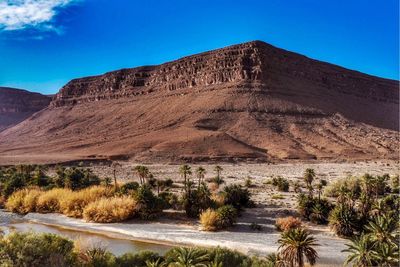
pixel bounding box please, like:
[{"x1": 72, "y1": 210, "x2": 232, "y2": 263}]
[
  {"x1": 329, "y1": 203, "x2": 359, "y2": 237},
  {"x1": 116, "y1": 251, "x2": 160, "y2": 267},
  {"x1": 324, "y1": 176, "x2": 362, "y2": 198},
  {"x1": 133, "y1": 184, "x2": 164, "y2": 219},
  {"x1": 223, "y1": 184, "x2": 252, "y2": 209},
  {"x1": 119, "y1": 182, "x2": 139, "y2": 195},
  {"x1": 216, "y1": 205, "x2": 238, "y2": 228},
  {"x1": 272, "y1": 176, "x2": 289, "y2": 192},
  {"x1": 205, "y1": 247, "x2": 252, "y2": 267},
  {"x1": 0, "y1": 232, "x2": 76, "y2": 267},
  {"x1": 183, "y1": 183, "x2": 214, "y2": 218}
]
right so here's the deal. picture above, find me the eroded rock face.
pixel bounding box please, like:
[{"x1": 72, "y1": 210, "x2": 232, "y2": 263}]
[
  {"x1": 52, "y1": 42, "x2": 265, "y2": 107},
  {"x1": 0, "y1": 41, "x2": 398, "y2": 164},
  {"x1": 51, "y1": 41, "x2": 398, "y2": 130},
  {"x1": 0, "y1": 87, "x2": 51, "y2": 131}
]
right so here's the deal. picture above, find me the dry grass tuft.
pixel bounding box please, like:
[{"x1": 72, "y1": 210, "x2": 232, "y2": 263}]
[
  {"x1": 199, "y1": 208, "x2": 219, "y2": 231},
  {"x1": 5, "y1": 188, "x2": 42, "y2": 214},
  {"x1": 36, "y1": 188, "x2": 72, "y2": 213},
  {"x1": 60, "y1": 186, "x2": 113, "y2": 218},
  {"x1": 275, "y1": 216, "x2": 302, "y2": 232},
  {"x1": 82, "y1": 196, "x2": 137, "y2": 223},
  {"x1": 22, "y1": 188, "x2": 42, "y2": 213},
  {"x1": 5, "y1": 189, "x2": 28, "y2": 213}
]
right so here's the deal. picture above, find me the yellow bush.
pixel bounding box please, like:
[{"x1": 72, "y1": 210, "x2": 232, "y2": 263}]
[
  {"x1": 275, "y1": 216, "x2": 302, "y2": 232},
  {"x1": 22, "y1": 188, "x2": 42, "y2": 213},
  {"x1": 199, "y1": 209, "x2": 219, "y2": 231},
  {"x1": 60, "y1": 186, "x2": 113, "y2": 218},
  {"x1": 5, "y1": 189, "x2": 28, "y2": 213},
  {"x1": 82, "y1": 196, "x2": 137, "y2": 223},
  {"x1": 36, "y1": 188, "x2": 72, "y2": 213}
]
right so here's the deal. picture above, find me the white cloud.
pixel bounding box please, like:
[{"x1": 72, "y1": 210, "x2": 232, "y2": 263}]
[{"x1": 0, "y1": 0, "x2": 76, "y2": 31}]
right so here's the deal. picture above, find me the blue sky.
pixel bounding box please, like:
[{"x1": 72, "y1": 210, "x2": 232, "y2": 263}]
[{"x1": 0, "y1": 0, "x2": 398, "y2": 95}]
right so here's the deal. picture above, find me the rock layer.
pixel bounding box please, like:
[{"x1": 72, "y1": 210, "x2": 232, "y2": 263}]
[
  {"x1": 0, "y1": 41, "x2": 398, "y2": 164},
  {"x1": 0, "y1": 87, "x2": 51, "y2": 132}
]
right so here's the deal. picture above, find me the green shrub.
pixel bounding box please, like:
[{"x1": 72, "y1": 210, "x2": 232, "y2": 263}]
[
  {"x1": 309, "y1": 199, "x2": 333, "y2": 224},
  {"x1": 77, "y1": 246, "x2": 116, "y2": 267},
  {"x1": 272, "y1": 176, "x2": 289, "y2": 192},
  {"x1": 0, "y1": 232, "x2": 76, "y2": 267},
  {"x1": 205, "y1": 247, "x2": 252, "y2": 267},
  {"x1": 223, "y1": 184, "x2": 252, "y2": 209},
  {"x1": 133, "y1": 185, "x2": 164, "y2": 219},
  {"x1": 116, "y1": 251, "x2": 160, "y2": 267},
  {"x1": 183, "y1": 183, "x2": 214, "y2": 218},
  {"x1": 216, "y1": 205, "x2": 237, "y2": 228},
  {"x1": 119, "y1": 181, "x2": 140, "y2": 195},
  {"x1": 329, "y1": 203, "x2": 359, "y2": 237},
  {"x1": 324, "y1": 176, "x2": 362, "y2": 198}
]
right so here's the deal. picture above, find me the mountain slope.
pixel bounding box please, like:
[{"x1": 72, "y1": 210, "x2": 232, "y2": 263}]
[
  {"x1": 0, "y1": 87, "x2": 51, "y2": 132},
  {"x1": 0, "y1": 41, "x2": 398, "y2": 164}
]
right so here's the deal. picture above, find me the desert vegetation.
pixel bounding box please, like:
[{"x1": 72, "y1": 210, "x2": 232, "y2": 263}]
[
  {"x1": 1, "y1": 163, "x2": 399, "y2": 266},
  {"x1": 0, "y1": 230, "x2": 322, "y2": 267},
  {"x1": 0, "y1": 164, "x2": 252, "y2": 230}
]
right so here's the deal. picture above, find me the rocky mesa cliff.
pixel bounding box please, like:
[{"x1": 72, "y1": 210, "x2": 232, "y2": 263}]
[
  {"x1": 0, "y1": 87, "x2": 51, "y2": 132},
  {"x1": 0, "y1": 41, "x2": 398, "y2": 164}
]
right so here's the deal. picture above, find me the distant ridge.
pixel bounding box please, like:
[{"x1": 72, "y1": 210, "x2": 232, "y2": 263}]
[
  {"x1": 0, "y1": 87, "x2": 51, "y2": 132},
  {"x1": 0, "y1": 41, "x2": 398, "y2": 164}
]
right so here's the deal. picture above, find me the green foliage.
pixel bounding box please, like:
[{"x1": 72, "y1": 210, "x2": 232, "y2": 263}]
[
  {"x1": 278, "y1": 228, "x2": 318, "y2": 267},
  {"x1": 216, "y1": 205, "x2": 237, "y2": 228},
  {"x1": 119, "y1": 181, "x2": 140, "y2": 195},
  {"x1": 116, "y1": 251, "x2": 160, "y2": 267},
  {"x1": 297, "y1": 193, "x2": 333, "y2": 224},
  {"x1": 205, "y1": 247, "x2": 252, "y2": 267},
  {"x1": 133, "y1": 184, "x2": 164, "y2": 219},
  {"x1": 0, "y1": 232, "x2": 76, "y2": 267},
  {"x1": 328, "y1": 203, "x2": 359, "y2": 237},
  {"x1": 271, "y1": 176, "x2": 289, "y2": 192},
  {"x1": 80, "y1": 247, "x2": 116, "y2": 267},
  {"x1": 223, "y1": 184, "x2": 252, "y2": 209},
  {"x1": 324, "y1": 176, "x2": 362, "y2": 198},
  {"x1": 182, "y1": 182, "x2": 214, "y2": 218},
  {"x1": 167, "y1": 247, "x2": 209, "y2": 267},
  {"x1": 63, "y1": 167, "x2": 101, "y2": 190}
]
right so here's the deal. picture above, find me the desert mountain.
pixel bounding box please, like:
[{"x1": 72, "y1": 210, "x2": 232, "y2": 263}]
[
  {"x1": 0, "y1": 41, "x2": 398, "y2": 164},
  {"x1": 0, "y1": 87, "x2": 51, "y2": 132}
]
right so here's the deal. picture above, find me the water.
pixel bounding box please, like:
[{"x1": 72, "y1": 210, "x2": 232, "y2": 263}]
[{"x1": 0, "y1": 211, "x2": 172, "y2": 256}]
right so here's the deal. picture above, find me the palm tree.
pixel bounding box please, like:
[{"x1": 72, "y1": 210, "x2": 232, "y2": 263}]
[
  {"x1": 365, "y1": 215, "x2": 397, "y2": 245},
  {"x1": 179, "y1": 165, "x2": 192, "y2": 193},
  {"x1": 343, "y1": 235, "x2": 376, "y2": 267},
  {"x1": 111, "y1": 162, "x2": 121, "y2": 191},
  {"x1": 372, "y1": 242, "x2": 399, "y2": 267},
  {"x1": 146, "y1": 258, "x2": 166, "y2": 267},
  {"x1": 196, "y1": 167, "x2": 206, "y2": 188},
  {"x1": 265, "y1": 253, "x2": 285, "y2": 267},
  {"x1": 206, "y1": 259, "x2": 222, "y2": 267},
  {"x1": 134, "y1": 165, "x2": 150, "y2": 185},
  {"x1": 214, "y1": 166, "x2": 223, "y2": 181},
  {"x1": 303, "y1": 168, "x2": 315, "y2": 196},
  {"x1": 278, "y1": 228, "x2": 318, "y2": 267},
  {"x1": 169, "y1": 247, "x2": 209, "y2": 267}
]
